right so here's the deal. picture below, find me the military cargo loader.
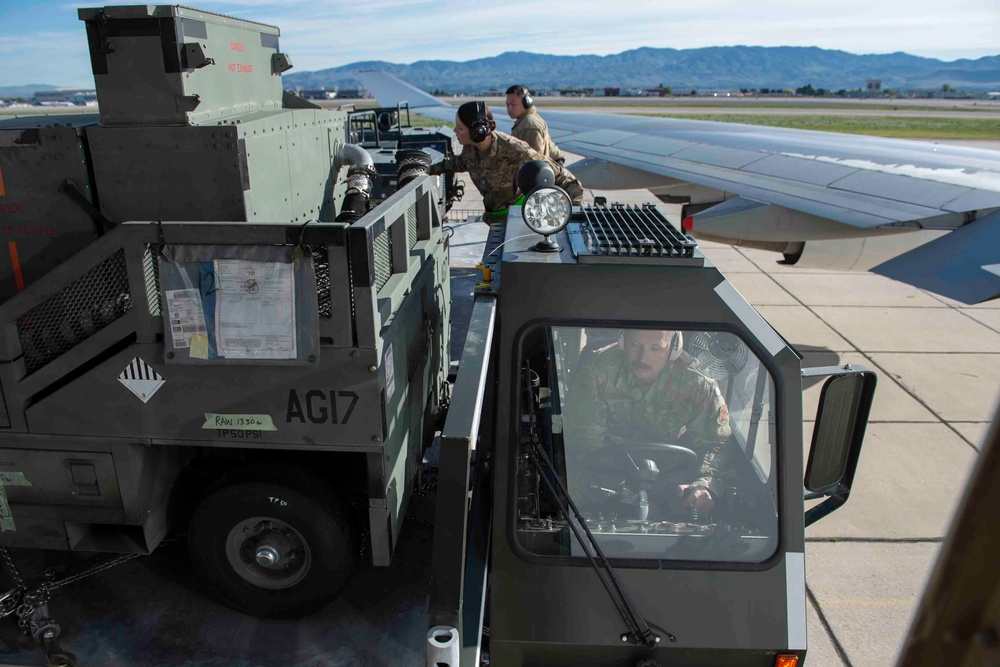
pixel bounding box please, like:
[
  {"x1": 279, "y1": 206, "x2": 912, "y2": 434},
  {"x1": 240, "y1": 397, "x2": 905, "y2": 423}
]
[{"x1": 0, "y1": 5, "x2": 456, "y2": 632}]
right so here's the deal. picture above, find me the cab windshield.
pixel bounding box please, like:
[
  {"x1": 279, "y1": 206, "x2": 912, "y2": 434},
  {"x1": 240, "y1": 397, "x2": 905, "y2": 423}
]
[{"x1": 514, "y1": 325, "x2": 779, "y2": 564}]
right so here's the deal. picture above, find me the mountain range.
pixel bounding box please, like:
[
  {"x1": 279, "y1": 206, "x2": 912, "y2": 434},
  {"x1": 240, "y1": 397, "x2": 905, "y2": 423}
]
[
  {"x1": 0, "y1": 84, "x2": 58, "y2": 98},
  {"x1": 283, "y1": 46, "x2": 1000, "y2": 93}
]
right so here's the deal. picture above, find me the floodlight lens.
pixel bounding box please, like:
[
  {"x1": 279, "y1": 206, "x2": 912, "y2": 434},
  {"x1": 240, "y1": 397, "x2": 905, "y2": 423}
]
[{"x1": 523, "y1": 188, "x2": 572, "y2": 233}]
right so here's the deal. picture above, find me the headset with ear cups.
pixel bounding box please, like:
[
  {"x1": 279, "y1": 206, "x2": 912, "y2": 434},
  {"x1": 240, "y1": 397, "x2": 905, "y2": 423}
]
[
  {"x1": 470, "y1": 100, "x2": 492, "y2": 143},
  {"x1": 618, "y1": 330, "x2": 684, "y2": 362},
  {"x1": 521, "y1": 87, "x2": 534, "y2": 109}
]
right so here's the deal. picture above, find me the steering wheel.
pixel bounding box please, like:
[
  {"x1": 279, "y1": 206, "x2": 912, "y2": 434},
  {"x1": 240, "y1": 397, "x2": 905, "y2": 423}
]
[{"x1": 584, "y1": 442, "x2": 699, "y2": 480}]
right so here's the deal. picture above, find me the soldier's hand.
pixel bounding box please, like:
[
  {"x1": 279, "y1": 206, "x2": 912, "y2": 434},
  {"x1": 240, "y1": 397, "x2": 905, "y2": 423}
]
[{"x1": 676, "y1": 484, "x2": 714, "y2": 512}]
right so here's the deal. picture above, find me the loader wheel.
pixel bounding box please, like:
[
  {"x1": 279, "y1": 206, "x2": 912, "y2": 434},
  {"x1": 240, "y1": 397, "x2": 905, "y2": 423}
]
[{"x1": 187, "y1": 465, "x2": 358, "y2": 619}]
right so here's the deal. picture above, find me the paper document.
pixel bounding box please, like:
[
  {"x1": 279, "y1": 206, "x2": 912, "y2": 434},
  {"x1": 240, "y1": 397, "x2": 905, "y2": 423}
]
[
  {"x1": 165, "y1": 288, "x2": 208, "y2": 350},
  {"x1": 214, "y1": 260, "x2": 297, "y2": 359}
]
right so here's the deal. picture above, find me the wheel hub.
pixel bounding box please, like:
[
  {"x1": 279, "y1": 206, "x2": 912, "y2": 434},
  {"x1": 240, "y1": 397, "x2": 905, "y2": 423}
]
[{"x1": 225, "y1": 516, "x2": 312, "y2": 589}]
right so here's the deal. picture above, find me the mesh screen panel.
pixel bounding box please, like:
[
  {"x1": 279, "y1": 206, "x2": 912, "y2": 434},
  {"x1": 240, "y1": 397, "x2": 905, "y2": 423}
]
[
  {"x1": 373, "y1": 229, "x2": 392, "y2": 292},
  {"x1": 312, "y1": 245, "x2": 332, "y2": 319},
  {"x1": 17, "y1": 249, "x2": 132, "y2": 375},
  {"x1": 407, "y1": 203, "x2": 418, "y2": 249}
]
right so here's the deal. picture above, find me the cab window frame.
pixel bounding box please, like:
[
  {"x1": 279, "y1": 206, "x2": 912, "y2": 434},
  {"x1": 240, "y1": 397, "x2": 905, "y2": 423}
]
[{"x1": 506, "y1": 318, "x2": 788, "y2": 572}]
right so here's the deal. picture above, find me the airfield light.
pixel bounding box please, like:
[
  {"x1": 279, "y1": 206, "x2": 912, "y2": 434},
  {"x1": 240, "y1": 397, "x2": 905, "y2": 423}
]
[
  {"x1": 682, "y1": 215, "x2": 694, "y2": 231},
  {"x1": 774, "y1": 655, "x2": 799, "y2": 667},
  {"x1": 521, "y1": 186, "x2": 573, "y2": 253}
]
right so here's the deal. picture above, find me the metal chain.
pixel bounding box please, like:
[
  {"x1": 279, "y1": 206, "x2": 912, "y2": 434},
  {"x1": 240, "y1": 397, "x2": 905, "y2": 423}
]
[
  {"x1": 0, "y1": 533, "x2": 186, "y2": 629},
  {"x1": 0, "y1": 536, "x2": 187, "y2": 667}
]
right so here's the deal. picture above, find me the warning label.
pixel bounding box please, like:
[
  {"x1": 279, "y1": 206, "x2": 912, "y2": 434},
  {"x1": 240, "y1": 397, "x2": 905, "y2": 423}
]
[{"x1": 118, "y1": 357, "x2": 166, "y2": 403}]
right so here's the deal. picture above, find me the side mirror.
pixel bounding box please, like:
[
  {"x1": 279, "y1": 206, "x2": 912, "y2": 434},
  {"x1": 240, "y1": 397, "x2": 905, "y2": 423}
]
[{"x1": 802, "y1": 365, "x2": 877, "y2": 526}]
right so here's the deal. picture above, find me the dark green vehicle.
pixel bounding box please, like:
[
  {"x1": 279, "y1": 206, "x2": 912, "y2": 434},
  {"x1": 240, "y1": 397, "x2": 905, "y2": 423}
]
[
  {"x1": 428, "y1": 190, "x2": 876, "y2": 667},
  {"x1": 0, "y1": 4, "x2": 456, "y2": 633}
]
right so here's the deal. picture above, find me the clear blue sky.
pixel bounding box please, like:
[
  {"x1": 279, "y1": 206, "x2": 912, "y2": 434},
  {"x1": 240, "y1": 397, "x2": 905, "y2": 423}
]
[{"x1": 2, "y1": 0, "x2": 998, "y2": 88}]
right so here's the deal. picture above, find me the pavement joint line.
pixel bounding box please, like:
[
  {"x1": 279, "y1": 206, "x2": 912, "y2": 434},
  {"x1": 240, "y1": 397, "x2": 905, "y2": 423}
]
[
  {"x1": 952, "y1": 307, "x2": 1000, "y2": 336},
  {"x1": 732, "y1": 246, "x2": 985, "y2": 453},
  {"x1": 805, "y1": 537, "x2": 944, "y2": 543},
  {"x1": 806, "y1": 585, "x2": 854, "y2": 667},
  {"x1": 853, "y1": 352, "x2": 982, "y2": 453}
]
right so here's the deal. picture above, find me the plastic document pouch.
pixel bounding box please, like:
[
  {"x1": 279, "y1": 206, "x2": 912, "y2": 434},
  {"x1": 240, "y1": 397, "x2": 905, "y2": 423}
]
[{"x1": 158, "y1": 244, "x2": 319, "y2": 364}]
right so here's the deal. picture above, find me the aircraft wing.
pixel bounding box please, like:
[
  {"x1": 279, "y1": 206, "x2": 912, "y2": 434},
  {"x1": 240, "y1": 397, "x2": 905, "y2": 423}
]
[{"x1": 357, "y1": 71, "x2": 1000, "y2": 303}]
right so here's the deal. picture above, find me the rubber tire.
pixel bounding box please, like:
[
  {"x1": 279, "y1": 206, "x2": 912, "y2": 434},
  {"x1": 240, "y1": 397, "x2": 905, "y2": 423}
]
[{"x1": 187, "y1": 465, "x2": 357, "y2": 619}]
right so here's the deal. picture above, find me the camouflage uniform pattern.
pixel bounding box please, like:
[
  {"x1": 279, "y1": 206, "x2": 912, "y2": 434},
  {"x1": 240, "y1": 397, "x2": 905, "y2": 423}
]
[
  {"x1": 511, "y1": 108, "x2": 565, "y2": 164},
  {"x1": 565, "y1": 346, "x2": 733, "y2": 497},
  {"x1": 429, "y1": 132, "x2": 583, "y2": 213}
]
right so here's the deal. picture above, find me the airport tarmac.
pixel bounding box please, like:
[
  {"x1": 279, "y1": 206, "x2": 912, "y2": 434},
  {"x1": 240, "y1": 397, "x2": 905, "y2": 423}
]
[{"x1": 0, "y1": 155, "x2": 996, "y2": 667}]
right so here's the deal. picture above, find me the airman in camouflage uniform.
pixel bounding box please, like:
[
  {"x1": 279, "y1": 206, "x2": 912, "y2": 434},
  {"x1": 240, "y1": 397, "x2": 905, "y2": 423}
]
[
  {"x1": 429, "y1": 101, "x2": 583, "y2": 219},
  {"x1": 565, "y1": 329, "x2": 733, "y2": 511},
  {"x1": 506, "y1": 85, "x2": 565, "y2": 164}
]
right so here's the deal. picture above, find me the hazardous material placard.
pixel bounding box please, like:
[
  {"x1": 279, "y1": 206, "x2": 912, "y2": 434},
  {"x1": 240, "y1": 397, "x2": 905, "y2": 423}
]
[{"x1": 118, "y1": 357, "x2": 166, "y2": 403}]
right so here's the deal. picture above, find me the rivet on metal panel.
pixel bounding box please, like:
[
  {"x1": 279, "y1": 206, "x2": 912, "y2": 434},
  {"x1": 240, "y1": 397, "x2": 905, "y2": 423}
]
[
  {"x1": 350, "y1": 351, "x2": 359, "y2": 358},
  {"x1": 368, "y1": 365, "x2": 377, "y2": 373},
  {"x1": 308, "y1": 355, "x2": 316, "y2": 362},
  {"x1": 167, "y1": 352, "x2": 175, "y2": 359},
  {"x1": 371, "y1": 436, "x2": 381, "y2": 443}
]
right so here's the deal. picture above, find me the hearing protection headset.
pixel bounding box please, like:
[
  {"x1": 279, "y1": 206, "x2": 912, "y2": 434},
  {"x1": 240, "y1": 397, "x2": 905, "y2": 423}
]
[
  {"x1": 520, "y1": 86, "x2": 534, "y2": 109},
  {"x1": 470, "y1": 100, "x2": 492, "y2": 143},
  {"x1": 618, "y1": 330, "x2": 684, "y2": 362}
]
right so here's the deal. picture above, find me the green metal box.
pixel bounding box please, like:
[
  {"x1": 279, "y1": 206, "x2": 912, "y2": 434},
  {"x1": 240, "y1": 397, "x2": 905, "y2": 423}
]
[
  {"x1": 86, "y1": 108, "x2": 350, "y2": 223},
  {"x1": 78, "y1": 5, "x2": 288, "y2": 126}
]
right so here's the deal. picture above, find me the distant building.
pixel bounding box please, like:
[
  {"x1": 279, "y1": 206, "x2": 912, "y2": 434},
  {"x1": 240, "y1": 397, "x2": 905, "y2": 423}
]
[
  {"x1": 34, "y1": 89, "x2": 96, "y2": 105},
  {"x1": 295, "y1": 89, "x2": 338, "y2": 100},
  {"x1": 603, "y1": 87, "x2": 621, "y2": 97},
  {"x1": 866, "y1": 80, "x2": 882, "y2": 94},
  {"x1": 291, "y1": 87, "x2": 370, "y2": 100}
]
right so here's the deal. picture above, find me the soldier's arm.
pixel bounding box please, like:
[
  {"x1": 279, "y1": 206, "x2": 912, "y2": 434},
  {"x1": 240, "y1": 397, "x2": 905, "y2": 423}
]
[
  {"x1": 556, "y1": 166, "x2": 585, "y2": 204},
  {"x1": 428, "y1": 149, "x2": 469, "y2": 176},
  {"x1": 686, "y1": 378, "x2": 734, "y2": 498}
]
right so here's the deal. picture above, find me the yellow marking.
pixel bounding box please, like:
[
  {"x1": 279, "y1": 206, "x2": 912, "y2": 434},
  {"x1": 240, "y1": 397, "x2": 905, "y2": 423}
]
[
  {"x1": 202, "y1": 414, "x2": 277, "y2": 431},
  {"x1": 189, "y1": 333, "x2": 209, "y2": 359}
]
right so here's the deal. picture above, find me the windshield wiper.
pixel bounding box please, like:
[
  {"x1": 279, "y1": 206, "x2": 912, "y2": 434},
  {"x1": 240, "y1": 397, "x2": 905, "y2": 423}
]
[{"x1": 523, "y1": 433, "x2": 677, "y2": 647}]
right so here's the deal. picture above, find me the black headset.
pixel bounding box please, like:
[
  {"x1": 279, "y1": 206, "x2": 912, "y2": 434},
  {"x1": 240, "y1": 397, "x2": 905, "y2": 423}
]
[
  {"x1": 520, "y1": 86, "x2": 534, "y2": 109},
  {"x1": 470, "y1": 100, "x2": 492, "y2": 143}
]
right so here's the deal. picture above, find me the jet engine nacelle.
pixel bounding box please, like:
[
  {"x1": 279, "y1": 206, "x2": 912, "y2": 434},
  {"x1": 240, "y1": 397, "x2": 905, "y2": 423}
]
[{"x1": 780, "y1": 230, "x2": 949, "y2": 271}]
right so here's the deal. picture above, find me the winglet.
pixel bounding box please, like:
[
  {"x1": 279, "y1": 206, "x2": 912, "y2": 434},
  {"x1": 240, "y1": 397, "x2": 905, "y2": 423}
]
[{"x1": 356, "y1": 70, "x2": 450, "y2": 109}]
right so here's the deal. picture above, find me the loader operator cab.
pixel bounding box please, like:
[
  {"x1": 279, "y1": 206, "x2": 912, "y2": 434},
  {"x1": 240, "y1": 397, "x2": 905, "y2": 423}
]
[
  {"x1": 436, "y1": 195, "x2": 877, "y2": 667},
  {"x1": 516, "y1": 325, "x2": 779, "y2": 565}
]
